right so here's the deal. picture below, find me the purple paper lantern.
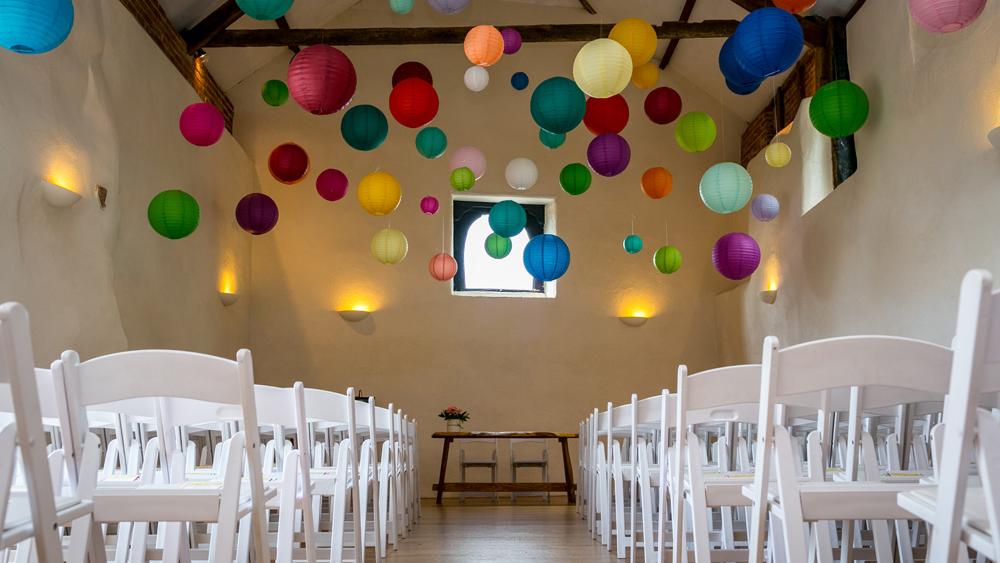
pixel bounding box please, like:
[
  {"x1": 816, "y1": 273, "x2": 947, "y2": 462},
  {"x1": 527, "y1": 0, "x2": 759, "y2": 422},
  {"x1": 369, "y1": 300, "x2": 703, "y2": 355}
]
[
  {"x1": 750, "y1": 194, "x2": 780, "y2": 222},
  {"x1": 428, "y1": 0, "x2": 470, "y2": 14},
  {"x1": 179, "y1": 103, "x2": 224, "y2": 147},
  {"x1": 501, "y1": 28, "x2": 522, "y2": 54},
  {"x1": 235, "y1": 193, "x2": 279, "y2": 235},
  {"x1": 420, "y1": 196, "x2": 440, "y2": 215},
  {"x1": 587, "y1": 133, "x2": 631, "y2": 177},
  {"x1": 712, "y1": 232, "x2": 761, "y2": 280},
  {"x1": 316, "y1": 169, "x2": 349, "y2": 201}
]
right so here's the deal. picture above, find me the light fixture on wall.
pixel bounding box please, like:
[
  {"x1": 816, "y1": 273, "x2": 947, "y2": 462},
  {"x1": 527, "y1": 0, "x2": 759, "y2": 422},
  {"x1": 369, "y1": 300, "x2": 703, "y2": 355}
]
[
  {"x1": 618, "y1": 312, "x2": 650, "y2": 327},
  {"x1": 219, "y1": 291, "x2": 239, "y2": 307},
  {"x1": 338, "y1": 308, "x2": 372, "y2": 323},
  {"x1": 989, "y1": 126, "x2": 1000, "y2": 150},
  {"x1": 759, "y1": 287, "x2": 778, "y2": 305},
  {"x1": 39, "y1": 179, "x2": 81, "y2": 208}
]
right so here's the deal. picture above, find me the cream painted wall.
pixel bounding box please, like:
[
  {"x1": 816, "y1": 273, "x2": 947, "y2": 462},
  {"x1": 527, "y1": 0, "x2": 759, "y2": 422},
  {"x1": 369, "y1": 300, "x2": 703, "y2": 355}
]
[{"x1": 0, "y1": 1, "x2": 255, "y2": 363}]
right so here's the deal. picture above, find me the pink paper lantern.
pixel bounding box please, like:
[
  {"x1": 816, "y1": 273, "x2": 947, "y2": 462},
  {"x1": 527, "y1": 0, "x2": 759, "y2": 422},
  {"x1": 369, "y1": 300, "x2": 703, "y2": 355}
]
[
  {"x1": 316, "y1": 168, "x2": 348, "y2": 201},
  {"x1": 420, "y1": 196, "x2": 440, "y2": 215},
  {"x1": 908, "y1": 0, "x2": 987, "y2": 32},
  {"x1": 288, "y1": 45, "x2": 357, "y2": 115},
  {"x1": 449, "y1": 146, "x2": 486, "y2": 179},
  {"x1": 179, "y1": 103, "x2": 224, "y2": 147},
  {"x1": 429, "y1": 253, "x2": 458, "y2": 281}
]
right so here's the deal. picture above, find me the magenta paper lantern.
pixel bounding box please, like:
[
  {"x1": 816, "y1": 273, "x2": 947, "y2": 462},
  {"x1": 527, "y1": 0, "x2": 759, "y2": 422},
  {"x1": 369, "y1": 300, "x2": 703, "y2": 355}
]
[
  {"x1": 908, "y1": 0, "x2": 987, "y2": 32},
  {"x1": 235, "y1": 193, "x2": 279, "y2": 235},
  {"x1": 316, "y1": 168, "x2": 348, "y2": 201},
  {"x1": 501, "y1": 28, "x2": 522, "y2": 54},
  {"x1": 288, "y1": 45, "x2": 357, "y2": 115},
  {"x1": 449, "y1": 146, "x2": 487, "y2": 179},
  {"x1": 420, "y1": 196, "x2": 440, "y2": 215},
  {"x1": 179, "y1": 103, "x2": 224, "y2": 147},
  {"x1": 712, "y1": 232, "x2": 761, "y2": 280},
  {"x1": 587, "y1": 133, "x2": 631, "y2": 177}
]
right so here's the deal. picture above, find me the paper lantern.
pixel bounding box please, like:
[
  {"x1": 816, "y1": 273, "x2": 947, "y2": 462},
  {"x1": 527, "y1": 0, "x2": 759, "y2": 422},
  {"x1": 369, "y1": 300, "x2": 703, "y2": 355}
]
[
  {"x1": 608, "y1": 18, "x2": 657, "y2": 66},
  {"x1": 489, "y1": 200, "x2": 527, "y2": 238},
  {"x1": 675, "y1": 112, "x2": 717, "y2": 153},
  {"x1": 700, "y1": 162, "x2": 753, "y2": 214},
  {"x1": 236, "y1": 0, "x2": 292, "y2": 20},
  {"x1": 751, "y1": 194, "x2": 780, "y2": 222},
  {"x1": 641, "y1": 167, "x2": 673, "y2": 199},
  {"x1": 464, "y1": 25, "x2": 504, "y2": 67},
  {"x1": 464, "y1": 66, "x2": 490, "y2": 92},
  {"x1": 644, "y1": 87, "x2": 683, "y2": 125},
  {"x1": 505, "y1": 158, "x2": 538, "y2": 191},
  {"x1": 420, "y1": 196, "x2": 440, "y2": 215},
  {"x1": 428, "y1": 0, "x2": 470, "y2": 14},
  {"x1": 485, "y1": 234, "x2": 512, "y2": 259},
  {"x1": 623, "y1": 234, "x2": 643, "y2": 254},
  {"x1": 235, "y1": 193, "x2": 279, "y2": 235},
  {"x1": 523, "y1": 234, "x2": 570, "y2": 282},
  {"x1": 450, "y1": 146, "x2": 486, "y2": 179},
  {"x1": 908, "y1": 0, "x2": 987, "y2": 32},
  {"x1": 148, "y1": 190, "x2": 199, "y2": 240},
  {"x1": 390, "y1": 77, "x2": 439, "y2": 128},
  {"x1": 588, "y1": 134, "x2": 631, "y2": 177},
  {"x1": 530, "y1": 77, "x2": 586, "y2": 134},
  {"x1": 341, "y1": 104, "x2": 389, "y2": 151},
  {"x1": 416, "y1": 127, "x2": 447, "y2": 159},
  {"x1": 371, "y1": 228, "x2": 408, "y2": 265},
  {"x1": 501, "y1": 27, "x2": 522, "y2": 54},
  {"x1": 268, "y1": 143, "x2": 310, "y2": 185},
  {"x1": 726, "y1": 78, "x2": 762, "y2": 96},
  {"x1": 429, "y1": 253, "x2": 458, "y2": 281},
  {"x1": 560, "y1": 163, "x2": 592, "y2": 196},
  {"x1": 539, "y1": 129, "x2": 566, "y2": 149},
  {"x1": 719, "y1": 36, "x2": 762, "y2": 95},
  {"x1": 631, "y1": 63, "x2": 659, "y2": 89},
  {"x1": 584, "y1": 95, "x2": 629, "y2": 135},
  {"x1": 511, "y1": 72, "x2": 530, "y2": 91},
  {"x1": 357, "y1": 171, "x2": 401, "y2": 216},
  {"x1": 0, "y1": 0, "x2": 74, "y2": 55},
  {"x1": 288, "y1": 45, "x2": 357, "y2": 115},
  {"x1": 390, "y1": 0, "x2": 413, "y2": 14},
  {"x1": 392, "y1": 61, "x2": 432, "y2": 86},
  {"x1": 764, "y1": 142, "x2": 792, "y2": 168},
  {"x1": 774, "y1": 0, "x2": 817, "y2": 14},
  {"x1": 653, "y1": 246, "x2": 682, "y2": 274},
  {"x1": 262, "y1": 80, "x2": 289, "y2": 107},
  {"x1": 450, "y1": 167, "x2": 476, "y2": 191},
  {"x1": 733, "y1": 7, "x2": 804, "y2": 79},
  {"x1": 573, "y1": 38, "x2": 633, "y2": 99},
  {"x1": 316, "y1": 169, "x2": 349, "y2": 201},
  {"x1": 809, "y1": 80, "x2": 870, "y2": 138},
  {"x1": 179, "y1": 103, "x2": 224, "y2": 147},
  {"x1": 712, "y1": 233, "x2": 761, "y2": 280}
]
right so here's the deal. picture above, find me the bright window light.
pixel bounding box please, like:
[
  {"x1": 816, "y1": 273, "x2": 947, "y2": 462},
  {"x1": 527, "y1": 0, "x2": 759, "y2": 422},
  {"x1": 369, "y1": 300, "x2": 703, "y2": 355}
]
[{"x1": 462, "y1": 215, "x2": 535, "y2": 291}]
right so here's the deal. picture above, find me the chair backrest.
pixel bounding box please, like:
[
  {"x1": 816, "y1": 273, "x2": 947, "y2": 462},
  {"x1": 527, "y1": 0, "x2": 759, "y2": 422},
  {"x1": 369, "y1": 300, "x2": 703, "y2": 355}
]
[{"x1": 678, "y1": 364, "x2": 761, "y2": 428}]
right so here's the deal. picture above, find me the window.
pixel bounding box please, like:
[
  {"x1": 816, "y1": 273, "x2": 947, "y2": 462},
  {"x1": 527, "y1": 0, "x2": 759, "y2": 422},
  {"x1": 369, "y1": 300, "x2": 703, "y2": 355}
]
[{"x1": 452, "y1": 198, "x2": 551, "y2": 296}]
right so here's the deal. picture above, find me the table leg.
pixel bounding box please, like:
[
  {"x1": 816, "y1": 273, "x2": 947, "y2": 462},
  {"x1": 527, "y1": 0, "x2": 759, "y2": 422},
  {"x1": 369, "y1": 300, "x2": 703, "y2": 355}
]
[
  {"x1": 560, "y1": 437, "x2": 576, "y2": 504},
  {"x1": 436, "y1": 437, "x2": 452, "y2": 505}
]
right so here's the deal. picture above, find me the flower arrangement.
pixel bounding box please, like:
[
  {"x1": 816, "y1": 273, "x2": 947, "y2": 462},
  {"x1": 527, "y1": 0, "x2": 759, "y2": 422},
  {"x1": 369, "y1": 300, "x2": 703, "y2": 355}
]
[{"x1": 438, "y1": 405, "x2": 470, "y2": 428}]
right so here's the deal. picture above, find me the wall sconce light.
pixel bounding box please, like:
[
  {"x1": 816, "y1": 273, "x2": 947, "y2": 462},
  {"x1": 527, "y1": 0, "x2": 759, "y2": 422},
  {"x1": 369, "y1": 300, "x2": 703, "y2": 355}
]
[
  {"x1": 219, "y1": 291, "x2": 239, "y2": 307},
  {"x1": 759, "y1": 288, "x2": 778, "y2": 305},
  {"x1": 618, "y1": 314, "x2": 649, "y2": 328},
  {"x1": 989, "y1": 126, "x2": 1000, "y2": 150},
  {"x1": 40, "y1": 179, "x2": 81, "y2": 208},
  {"x1": 338, "y1": 309, "x2": 372, "y2": 323}
]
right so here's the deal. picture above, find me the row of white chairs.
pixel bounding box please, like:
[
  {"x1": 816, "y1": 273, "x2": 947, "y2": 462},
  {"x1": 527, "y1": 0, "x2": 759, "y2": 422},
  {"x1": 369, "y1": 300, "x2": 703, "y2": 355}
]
[
  {"x1": 0, "y1": 300, "x2": 421, "y2": 562},
  {"x1": 577, "y1": 269, "x2": 1000, "y2": 563}
]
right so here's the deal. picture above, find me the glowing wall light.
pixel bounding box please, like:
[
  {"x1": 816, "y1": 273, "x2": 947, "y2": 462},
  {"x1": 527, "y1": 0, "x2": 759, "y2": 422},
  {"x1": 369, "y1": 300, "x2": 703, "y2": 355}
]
[
  {"x1": 219, "y1": 270, "x2": 239, "y2": 306},
  {"x1": 39, "y1": 178, "x2": 81, "y2": 207}
]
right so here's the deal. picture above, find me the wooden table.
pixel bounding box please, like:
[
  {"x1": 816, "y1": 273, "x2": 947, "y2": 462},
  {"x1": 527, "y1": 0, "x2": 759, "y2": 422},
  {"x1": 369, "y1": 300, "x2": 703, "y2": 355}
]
[{"x1": 431, "y1": 431, "x2": 578, "y2": 505}]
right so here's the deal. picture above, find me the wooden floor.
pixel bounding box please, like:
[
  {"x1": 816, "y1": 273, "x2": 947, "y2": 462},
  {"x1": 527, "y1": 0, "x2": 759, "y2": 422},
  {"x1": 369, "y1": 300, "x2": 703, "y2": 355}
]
[{"x1": 369, "y1": 497, "x2": 619, "y2": 562}]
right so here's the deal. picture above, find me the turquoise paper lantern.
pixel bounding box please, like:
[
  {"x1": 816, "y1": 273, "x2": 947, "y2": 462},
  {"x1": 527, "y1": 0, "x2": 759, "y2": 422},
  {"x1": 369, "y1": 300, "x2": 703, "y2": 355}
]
[
  {"x1": 699, "y1": 162, "x2": 753, "y2": 214},
  {"x1": 341, "y1": 104, "x2": 388, "y2": 151},
  {"x1": 416, "y1": 127, "x2": 448, "y2": 159},
  {"x1": 236, "y1": 0, "x2": 293, "y2": 20},
  {"x1": 530, "y1": 77, "x2": 586, "y2": 134},
  {"x1": 389, "y1": 0, "x2": 413, "y2": 14},
  {"x1": 489, "y1": 200, "x2": 527, "y2": 238},
  {"x1": 0, "y1": 0, "x2": 74, "y2": 55},
  {"x1": 539, "y1": 129, "x2": 566, "y2": 149},
  {"x1": 623, "y1": 234, "x2": 643, "y2": 254},
  {"x1": 523, "y1": 234, "x2": 570, "y2": 282}
]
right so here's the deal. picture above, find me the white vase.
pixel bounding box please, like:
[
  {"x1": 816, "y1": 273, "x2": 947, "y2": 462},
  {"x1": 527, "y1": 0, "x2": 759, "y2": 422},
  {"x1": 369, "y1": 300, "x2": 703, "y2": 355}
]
[{"x1": 446, "y1": 420, "x2": 461, "y2": 432}]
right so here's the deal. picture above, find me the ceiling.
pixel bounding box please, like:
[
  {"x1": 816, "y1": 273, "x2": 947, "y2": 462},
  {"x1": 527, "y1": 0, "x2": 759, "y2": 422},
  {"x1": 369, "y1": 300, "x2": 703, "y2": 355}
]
[{"x1": 158, "y1": 0, "x2": 859, "y2": 121}]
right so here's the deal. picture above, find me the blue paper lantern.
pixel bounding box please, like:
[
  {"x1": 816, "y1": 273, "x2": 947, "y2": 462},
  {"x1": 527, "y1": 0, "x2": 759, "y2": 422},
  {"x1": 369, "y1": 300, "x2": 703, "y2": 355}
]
[
  {"x1": 623, "y1": 234, "x2": 643, "y2": 254},
  {"x1": 732, "y1": 8, "x2": 804, "y2": 79},
  {"x1": 489, "y1": 200, "x2": 527, "y2": 238},
  {"x1": 523, "y1": 234, "x2": 570, "y2": 282},
  {"x1": 236, "y1": 0, "x2": 293, "y2": 20},
  {"x1": 719, "y1": 36, "x2": 762, "y2": 95},
  {"x1": 0, "y1": 0, "x2": 74, "y2": 55},
  {"x1": 511, "y1": 72, "x2": 530, "y2": 91},
  {"x1": 699, "y1": 162, "x2": 753, "y2": 214}
]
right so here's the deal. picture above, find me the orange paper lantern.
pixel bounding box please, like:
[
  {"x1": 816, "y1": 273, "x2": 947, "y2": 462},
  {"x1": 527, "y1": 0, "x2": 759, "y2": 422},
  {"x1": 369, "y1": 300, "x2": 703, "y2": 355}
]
[
  {"x1": 641, "y1": 167, "x2": 673, "y2": 199},
  {"x1": 464, "y1": 25, "x2": 504, "y2": 67},
  {"x1": 773, "y1": 0, "x2": 816, "y2": 14}
]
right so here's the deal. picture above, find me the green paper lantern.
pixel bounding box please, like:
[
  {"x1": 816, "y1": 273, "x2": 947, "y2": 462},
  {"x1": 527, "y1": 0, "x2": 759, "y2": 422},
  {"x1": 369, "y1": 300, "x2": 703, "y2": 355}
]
[
  {"x1": 485, "y1": 233, "x2": 512, "y2": 259},
  {"x1": 560, "y1": 163, "x2": 592, "y2": 195},
  {"x1": 623, "y1": 234, "x2": 643, "y2": 254},
  {"x1": 530, "y1": 77, "x2": 586, "y2": 134},
  {"x1": 416, "y1": 127, "x2": 448, "y2": 159},
  {"x1": 809, "y1": 80, "x2": 870, "y2": 138},
  {"x1": 539, "y1": 129, "x2": 566, "y2": 149},
  {"x1": 653, "y1": 245, "x2": 682, "y2": 274},
  {"x1": 699, "y1": 162, "x2": 753, "y2": 214},
  {"x1": 261, "y1": 79, "x2": 289, "y2": 107},
  {"x1": 148, "y1": 190, "x2": 199, "y2": 240},
  {"x1": 451, "y1": 167, "x2": 476, "y2": 191},
  {"x1": 674, "y1": 112, "x2": 717, "y2": 153},
  {"x1": 489, "y1": 200, "x2": 527, "y2": 238},
  {"x1": 341, "y1": 104, "x2": 388, "y2": 151}
]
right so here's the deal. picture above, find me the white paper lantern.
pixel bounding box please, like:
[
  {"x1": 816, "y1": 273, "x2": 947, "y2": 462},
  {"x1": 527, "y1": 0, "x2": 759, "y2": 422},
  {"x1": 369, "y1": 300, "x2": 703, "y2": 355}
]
[
  {"x1": 464, "y1": 65, "x2": 490, "y2": 92},
  {"x1": 505, "y1": 158, "x2": 538, "y2": 191}
]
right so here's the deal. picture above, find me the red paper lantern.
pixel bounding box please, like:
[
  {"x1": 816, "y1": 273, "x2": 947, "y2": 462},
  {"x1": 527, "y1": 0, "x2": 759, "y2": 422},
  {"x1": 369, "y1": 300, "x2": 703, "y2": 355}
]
[
  {"x1": 316, "y1": 168, "x2": 348, "y2": 201},
  {"x1": 644, "y1": 87, "x2": 683, "y2": 125},
  {"x1": 269, "y1": 143, "x2": 310, "y2": 185},
  {"x1": 288, "y1": 45, "x2": 357, "y2": 116},
  {"x1": 392, "y1": 61, "x2": 433, "y2": 86},
  {"x1": 773, "y1": 0, "x2": 816, "y2": 14},
  {"x1": 389, "y1": 77, "x2": 440, "y2": 128},
  {"x1": 583, "y1": 95, "x2": 629, "y2": 135}
]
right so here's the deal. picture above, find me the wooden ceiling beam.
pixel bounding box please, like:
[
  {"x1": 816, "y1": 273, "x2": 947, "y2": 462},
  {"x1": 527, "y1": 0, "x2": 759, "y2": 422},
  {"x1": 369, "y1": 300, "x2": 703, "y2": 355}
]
[
  {"x1": 181, "y1": 0, "x2": 244, "y2": 53},
  {"x1": 275, "y1": 16, "x2": 300, "y2": 54},
  {"x1": 577, "y1": 0, "x2": 597, "y2": 14},
  {"x1": 844, "y1": 0, "x2": 867, "y2": 22},
  {"x1": 726, "y1": 0, "x2": 827, "y2": 47},
  {"x1": 660, "y1": 0, "x2": 698, "y2": 69}
]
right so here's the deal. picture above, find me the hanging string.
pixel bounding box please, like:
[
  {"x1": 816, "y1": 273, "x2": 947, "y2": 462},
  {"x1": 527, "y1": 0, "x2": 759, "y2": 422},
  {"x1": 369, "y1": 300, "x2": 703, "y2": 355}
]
[
  {"x1": 630, "y1": 214, "x2": 636, "y2": 235},
  {"x1": 664, "y1": 219, "x2": 670, "y2": 246},
  {"x1": 771, "y1": 78, "x2": 780, "y2": 140},
  {"x1": 719, "y1": 84, "x2": 728, "y2": 162},
  {"x1": 441, "y1": 218, "x2": 446, "y2": 255}
]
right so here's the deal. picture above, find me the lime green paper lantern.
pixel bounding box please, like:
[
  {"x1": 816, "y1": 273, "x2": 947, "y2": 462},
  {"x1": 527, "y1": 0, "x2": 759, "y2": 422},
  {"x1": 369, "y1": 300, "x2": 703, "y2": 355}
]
[
  {"x1": 675, "y1": 112, "x2": 717, "y2": 153},
  {"x1": 560, "y1": 163, "x2": 592, "y2": 195},
  {"x1": 416, "y1": 127, "x2": 447, "y2": 159},
  {"x1": 539, "y1": 129, "x2": 566, "y2": 149},
  {"x1": 148, "y1": 190, "x2": 199, "y2": 240},
  {"x1": 653, "y1": 245, "x2": 682, "y2": 274},
  {"x1": 809, "y1": 80, "x2": 869, "y2": 138},
  {"x1": 485, "y1": 233, "x2": 512, "y2": 259},
  {"x1": 451, "y1": 167, "x2": 476, "y2": 191},
  {"x1": 261, "y1": 79, "x2": 289, "y2": 107},
  {"x1": 699, "y1": 162, "x2": 753, "y2": 214}
]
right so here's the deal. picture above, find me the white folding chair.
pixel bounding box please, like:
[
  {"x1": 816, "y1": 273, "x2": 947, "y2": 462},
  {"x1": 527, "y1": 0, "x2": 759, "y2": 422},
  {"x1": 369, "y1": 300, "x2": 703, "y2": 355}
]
[{"x1": 510, "y1": 438, "x2": 550, "y2": 502}]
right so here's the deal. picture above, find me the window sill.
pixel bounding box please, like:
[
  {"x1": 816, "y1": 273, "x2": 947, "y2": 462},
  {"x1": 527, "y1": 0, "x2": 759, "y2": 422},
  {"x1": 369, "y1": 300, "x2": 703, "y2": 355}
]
[{"x1": 451, "y1": 289, "x2": 555, "y2": 299}]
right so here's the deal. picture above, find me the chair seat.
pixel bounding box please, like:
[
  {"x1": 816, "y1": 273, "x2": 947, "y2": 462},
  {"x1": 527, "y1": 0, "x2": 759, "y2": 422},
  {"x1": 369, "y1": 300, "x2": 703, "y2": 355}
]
[
  {"x1": 743, "y1": 481, "x2": 931, "y2": 520},
  {"x1": 93, "y1": 481, "x2": 277, "y2": 523},
  {"x1": 898, "y1": 486, "x2": 997, "y2": 558},
  {"x1": 687, "y1": 472, "x2": 756, "y2": 507}
]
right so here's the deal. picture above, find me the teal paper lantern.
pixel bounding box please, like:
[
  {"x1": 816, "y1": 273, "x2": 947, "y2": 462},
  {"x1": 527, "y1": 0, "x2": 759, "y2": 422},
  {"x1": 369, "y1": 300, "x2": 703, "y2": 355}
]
[
  {"x1": 485, "y1": 233, "x2": 512, "y2": 259},
  {"x1": 699, "y1": 162, "x2": 753, "y2": 214},
  {"x1": 653, "y1": 245, "x2": 682, "y2": 274},
  {"x1": 148, "y1": 190, "x2": 200, "y2": 240},
  {"x1": 261, "y1": 79, "x2": 289, "y2": 107},
  {"x1": 0, "y1": 0, "x2": 74, "y2": 55},
  {"x1": 416, "y1": 127, "x2": 448, "y2": 159},
  {"x1": 236, "y1": 0, "x2": 293, "y2": 20},
  {"x1": 809, "y1": 80, "x2": 870, "y2": 138},
  {"x1": 539, "y1": 129, "x2": 566, "y2": 149},
  {"x1": 560, "y1": 163, "x2": 592, "y2": 196},
  {"x1": 530, "y1": 77, "x2": 586, "y2": 134},
  {"x1": 489, "y1": 200, "x2": 527, "y2": 238},
  {"x1": 451, "y1": 167, "x2": 476, "y2": 191},
  {"x1": 623, "y1": 234, "x2": 643, "y2": 254},
  {"x1": 341, "y1": 104, "x2": 389, "y2": 151},
  {"x1": 389, "y1": 0, "x2": 413, "y2": 14}
]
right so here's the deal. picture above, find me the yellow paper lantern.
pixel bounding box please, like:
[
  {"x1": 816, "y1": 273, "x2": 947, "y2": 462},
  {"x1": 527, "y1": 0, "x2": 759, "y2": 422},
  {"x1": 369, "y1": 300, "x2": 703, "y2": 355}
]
[
  {"x1": 609, "y1": 18, "x2": 658, "y2": 67},
  {"x1": 464, "y1": 25, "x2": 504, "y2": 67},
  {"x1": 764, "y1": 141, "x2": 792, "y2": 168},
  {"x1": 357, "y1": 171, "x2": 401, "y2": 216},
  {"x1": 631, "y1": 62, "x2": 660, "y2": 89},
  {"x1": 573, "y1": 38, "x2": 633, "y2": 99},
  {"x1": 370, "y1": 228, "x2": 408, "y2": 265}
]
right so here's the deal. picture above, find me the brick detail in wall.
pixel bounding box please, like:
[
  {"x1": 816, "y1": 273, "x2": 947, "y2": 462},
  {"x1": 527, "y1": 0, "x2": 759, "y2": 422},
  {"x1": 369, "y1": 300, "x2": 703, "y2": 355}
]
[{"x1": 118, "y1": 0, "x2": 235, "y2": 131}]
